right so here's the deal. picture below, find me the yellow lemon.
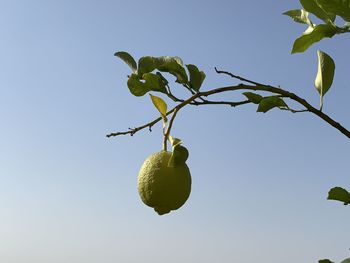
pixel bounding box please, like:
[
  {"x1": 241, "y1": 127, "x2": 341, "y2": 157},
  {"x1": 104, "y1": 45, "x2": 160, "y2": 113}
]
[{"x1": 137, "y1": 150, "x2": 191, "y2": 215}]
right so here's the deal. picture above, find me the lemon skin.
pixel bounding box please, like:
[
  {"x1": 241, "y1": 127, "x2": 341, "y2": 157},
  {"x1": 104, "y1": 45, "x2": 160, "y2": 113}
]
[{"x1": 137, "y1": 151, "x2": 191, "y2": 215}]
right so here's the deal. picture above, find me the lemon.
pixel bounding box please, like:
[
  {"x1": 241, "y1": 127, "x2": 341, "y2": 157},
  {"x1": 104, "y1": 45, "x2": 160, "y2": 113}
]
[{"x1": 137, "y1": 150, "x2": 191, "y2": 215}]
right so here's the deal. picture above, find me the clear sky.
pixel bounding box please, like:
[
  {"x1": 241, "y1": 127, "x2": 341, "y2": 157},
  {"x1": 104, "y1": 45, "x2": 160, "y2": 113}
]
[{"x1": 0, "y1": 1, "x2": 349, "y2": 262}]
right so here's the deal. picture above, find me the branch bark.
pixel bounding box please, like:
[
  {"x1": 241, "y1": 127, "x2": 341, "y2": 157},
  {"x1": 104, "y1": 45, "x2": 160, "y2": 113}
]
[{"x1": 106, "y1": 72, "x2": 350, "y2": 139}]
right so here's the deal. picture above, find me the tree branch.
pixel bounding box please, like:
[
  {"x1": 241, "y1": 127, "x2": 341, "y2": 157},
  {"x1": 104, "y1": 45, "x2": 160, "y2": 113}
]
[{"x1": 106, "y1": 72, "x2": 350, "y2": 139}]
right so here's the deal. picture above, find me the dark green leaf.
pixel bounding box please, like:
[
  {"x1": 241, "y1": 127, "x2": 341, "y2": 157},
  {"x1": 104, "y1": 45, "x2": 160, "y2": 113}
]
[
  {"x1": 299, "y1": 0, "x2": 335, "y2": 22},
  {"x1": 283, "y1": 9, "x2": 312, "y2": 25},
  {"x1": 340, "y1": 258, "x2": 350, "y2": 263},
  {"x1": 327, "y1": 187, "x2": 350, "y2": 205},
  {"x1": 138, "y1": 56, "x2": 157, "y2": 77},
  {"x1": 317, "y1": 0, "x2": 350, "y2": 22},
  {"x1": 186, "y1": 64, "x2": 206, "y2": 91},
  {"x1": 257, "y1": 96, "x2": 288, "y2": 113},
  {"x1": 168, "y1": 144, "x2": 189, "y2": 167},
  {"x1": 126, "y1": 73, "x2": 167, "y2": 97},
  {"x1": 319, "y1": 260, "x2": 335, "y2": 263},
  {"x1": 155, "y1": 56, "x2": 188, "y2": 84},
  {"x1": 142, "y1": 73, "x2": 167, "y2": 93},
  {"x1": 127, "y1": 74, "x2": 151, "y2": 96},
  {"x1": 243, "y1": 92, "x2": 263, "y2": 104},
  {"x1": 315, "y1": 50, "x2": 335, "y2": 109},
  {"x1": 291, "y1": 24, "x2": 337, "y2": 53},
  {"x1": 114, "y1": 51, "x2": 137, "y2": 73},
  {"x1": 150, "y1": 94, "x2": 167, "y2": 119}
]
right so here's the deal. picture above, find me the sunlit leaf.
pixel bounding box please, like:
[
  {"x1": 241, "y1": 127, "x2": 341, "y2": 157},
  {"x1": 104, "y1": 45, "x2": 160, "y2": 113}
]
[
  {"x1": 243, "y1": 92, "x2": 263, "y2": 104},
  {"x1": 299, "y1": 0, "x2": 335, "y2": 22},
  {"x1": 127, "y1": 74, "x2": 150, "y2": 96},
  {"x1": 186, "y1": 64, "x2": 206, "y2": 91},
  {"x1": 168, "y1": 144, "x2": 189, "y2": 167},
  {"x1": 291, "y1": 24, "x2": 337, "y2": 53},
  {"x1": 257, "y1": 96, "x2": 288, "y2": 113},
  {"x1": 138, "y1": 56, "x2": 157, "y2": 76},
  {"x1": 114, "y1": 51, "x2": 137, "y2": 73},
  {"x1": 315, "y1": 50, "x2": 335, "y2": 109},
  {"x1": 327, "y1": 187, "x2": 350, "y2": 205},
  {"x1": 340, "y1": 258, "x2": 350, "y2": 263},
  {"x1": 155, "y1": 56, "x2": 188, "y2": 84},
  {"x1": 150, "y1": 94, "x2": 167, "y2": 120},
  {"x1": 127, "y1": 73, "x2": 168, "y2": 97},
  {"x1": 317, "y1": 0, "x2": 350, "y2": 22},
  {"x1": 142, "y1": 73, "x2": 167, "y2": 93},
  {"x1": 283, "y1": 9, "x2": 313, "y2": 26},
  {"x1": 168, "y1": 136, "x2": 182, "y2": 147}
]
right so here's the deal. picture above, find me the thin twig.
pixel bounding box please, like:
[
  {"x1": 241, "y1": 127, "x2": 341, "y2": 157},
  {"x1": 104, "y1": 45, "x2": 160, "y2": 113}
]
[
  {"x1": 215, "y1": 67, "x2": 266, "y2": 86},
  {"x1": 190, "y1": 100, "x2": 250, "y2": 107},
  {"x1": 280, "y1": 108, "x2": 308, "y2": 113}
]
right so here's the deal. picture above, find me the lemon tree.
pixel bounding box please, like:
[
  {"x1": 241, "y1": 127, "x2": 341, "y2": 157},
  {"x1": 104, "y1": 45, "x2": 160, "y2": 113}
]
[{"x1": 109, "y1": 1, "x2": 350, "y2": 261}]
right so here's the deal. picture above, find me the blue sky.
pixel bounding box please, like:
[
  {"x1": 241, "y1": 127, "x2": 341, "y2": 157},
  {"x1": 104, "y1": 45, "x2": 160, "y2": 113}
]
[{"x1": 0, "y1": 1, "x2": 349, "y2": 262}]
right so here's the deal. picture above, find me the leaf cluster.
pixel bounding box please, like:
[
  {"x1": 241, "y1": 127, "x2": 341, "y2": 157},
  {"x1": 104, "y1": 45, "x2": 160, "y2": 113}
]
[
  {"x1": 112, "y1": 2, "x2": 350, "y2": 261},
  {"x1": 115, "y1": 51, "x2": 205, "y2": 97},
  {"x1": 284, "y1": 0, "x2": 350, "y2": 53},
  {"x1": 284, "y1": 0, "x2": 350, "y2": 111}
]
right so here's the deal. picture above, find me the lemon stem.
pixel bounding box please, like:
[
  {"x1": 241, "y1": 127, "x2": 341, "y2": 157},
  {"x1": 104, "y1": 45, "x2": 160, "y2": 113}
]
[
  {"x1": 163, "y1": 108, "x2": 179, "y2": 151},
  {"x1": 162, "y1": 132, "x2": 167, "y2": 151}
]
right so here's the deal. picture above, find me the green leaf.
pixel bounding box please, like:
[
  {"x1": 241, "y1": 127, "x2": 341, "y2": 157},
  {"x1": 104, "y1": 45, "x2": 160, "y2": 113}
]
[
  {"x1": 168, "y1": 136, "x2": 182, "y2": 147},
  {"x1": 283, "y1": 9, "x2": 313, "y2": 25},
  {"x1": 291, "y1": 24, "x2": 337, "y2": 53},
  {"x1": 150, "y1": 94, "x2": 167, "y2": 119},
  {"x1": 340, "y1": 258, "x2": 350, "y2": 263},
  {"x1": 155, "y1": 56, "x2": 188, "y2": 84},
  {"x1": 319, "y1": 260, "x2": 335, "y2": 263},
  {"x1": 327, "y1": 187, "x2": 350, "y2": 205},
  {"x1": 142, "y1": 73, "x2": 167, "y2": 93},
  {"x1": 243, "y1": 92, "x2": 263, "y2": 104},
  {"x1": 114, "y1": 51, "x2": 137, "y2": 73},
  {"x1": 138, "y1": 56, "x2": 157, "y2": 77},
  {"x1": 168, "y1": 144, "x2": 189, "y2": 167},
  {"x1": 317, "y1": 0, "x2": 350, "y2": 22},
  {"x1": 157, "y1": 56, "x2": 184, "y2": 66},
  {"x1": 186, "y1": 64, "x2": 206, "y2": 91},
  {"x1": 127, "y1": 74, "x2": 151, "y2": 96},
  {"x1": 127, "y1": 73, "x2": 168, "y2": 97},
  {"x1": 315, "y1": 50, "x2": 335, "y2": 109},
  {"x1": 257, "y1": 96, "x2": 288, "y2": 113},
  {"x1": 299, "y1": 0, "x2": 335, "y2": 22}
]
